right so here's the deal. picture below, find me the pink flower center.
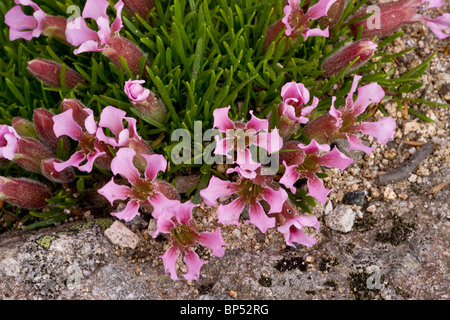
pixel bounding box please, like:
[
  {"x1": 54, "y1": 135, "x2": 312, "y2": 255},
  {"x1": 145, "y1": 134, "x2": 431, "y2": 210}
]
[
  {"x1": 130, "y1": 178, "x2": 155, "y2": 202},
  {"x1": 236, "y1": 178, "x2": 263, "y2": 204},
  {"x1": 171, "y1": 223, "x2": 197, "y2": 248}
]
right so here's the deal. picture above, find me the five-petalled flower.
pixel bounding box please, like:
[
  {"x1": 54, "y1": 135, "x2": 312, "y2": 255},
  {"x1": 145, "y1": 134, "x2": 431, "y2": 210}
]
[{"x1": 154, "y1": 200, "x2": 226, "y2": 281}]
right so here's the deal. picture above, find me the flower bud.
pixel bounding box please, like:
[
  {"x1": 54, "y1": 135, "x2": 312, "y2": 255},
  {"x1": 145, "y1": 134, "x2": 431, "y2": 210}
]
[
  {"x1": 102, "y1": 35, "x2": 149, "y2": 76},
  {"x1": 0, "y1": 176, "x2": 51, "y2": 209},
  {"x1": 350, "y1": 0, "x2": 450, "y2": 40},
  {"x1": 42, "y1": 15, "x2": 68, "y2": 43},
  {"x1": 27, "y1": 59, "x2": 86, "y2": 88},
  {"x1": 302, "y1": 113, "x2": 339, "y2": 144},
  {"x1": 12, "y1": 117, "x2": 38, "y2": 139},
  {"x1": 60, "y1": 99, "x2": 90, "y2": 127},
  {"x1": 321, "y1": 40, "x2": 377, "y2": 77},
  {"x1": 122, "y1": 0, "x2": 155, "y2": 19},
  {"x1": 41, "y1": 158, "x2": 75, "y2": 183},
  {"x1": 33, "y1": 108, "x2": 70, "y2": 153},
  {"x1": 14, "y1": 138, "x2": 54, "y2": 174}
]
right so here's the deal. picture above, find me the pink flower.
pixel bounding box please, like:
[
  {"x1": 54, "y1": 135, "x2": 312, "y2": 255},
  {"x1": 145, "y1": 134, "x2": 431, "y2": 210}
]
[
  {"x1": 280, "y1": 82, "x2": 318, "y2": 124},
  {"x1": 65, "y1": 0, "x2": 124, "y2": 54},
  {"x1": 0, "y1": 125, "x2": 20, "y2": 161},
  {"x1": 124, "y1": 79, "x2": 166, "y2": 122},
  {"x1": 5, "y1": 0, "x2": 67, "y2": 42},
  {"x1": 124, "y1": 80, "x2": 150, "y2": 104},
  {"x1": 275, "y1": 200, "x2": 320, "y2": 247},
  {"x1": 52, "y1": 108, "x2": 111, "y2": 172},
  {"x1": 200, "y1": 166, "x2": 288, "y2": 233},
  {"x1": 213, "y1": 106, "x2": 283, "y2": 171},
  {"x1": 96, "y1": 106, "x2": 141, "y2": 148},
  {"x1": 98, "y1": 148, "x2": 180, "y2": 222},
  {"x1": 351, "y1": 0, "x2": 450, "y2": 40},
  {"x1": 5, "y1": 0, "x2": 46, "y2": 41},
  {"x1": 282, "y1": 0, "x2": 338, "y2": 40},
  {"x1": 279, "y1": 139, "x2": 353, "y2": 204},
  {"x1": 153, "y1": 200, "x2": 226, "y2": 281},
  {"x1": 303, "y1": 75, "x2": 396, "y2": 154}
]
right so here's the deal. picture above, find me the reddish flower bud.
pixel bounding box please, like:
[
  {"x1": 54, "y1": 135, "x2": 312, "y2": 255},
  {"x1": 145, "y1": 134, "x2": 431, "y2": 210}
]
[
  {"x1": 41, "y1": 158, "x2": 75, "y2": 183},
  {"x1": 42, "y1": 15, "x2": 68, "y2": 43},
  {"x1": 350, "y1": 0, "x2": 450, "y2": 40},
  {"x1": 12, "y1": 117, "x2": 38, "y2": 139},
  {"x1": 14, "y1": 138, "x2": 54, "y2": 174},
  {"x1": 0, "y1": 176, "x2": 51, "y2": 209},
  {"x1": 122, "y1": 0, "x2": 155, "y2": 19},
  {"x1": 27, "y1": 59, "x2": 86, "y2": 88},
  {"x1": 102, "y1": 35, "x2": 149, "y2": 76},
  {"x1": 33, "y1": 108, "x2": 70, "y2": 153},
  {"x1": 302, "y1": 113, "x2": 338, "y2": 144},
  {"x1": 321, "y1": 40, "x2": 377, "y2": 77},
  {"x1": 263, "y1": 19, "x2": 288, "y2": 52}
]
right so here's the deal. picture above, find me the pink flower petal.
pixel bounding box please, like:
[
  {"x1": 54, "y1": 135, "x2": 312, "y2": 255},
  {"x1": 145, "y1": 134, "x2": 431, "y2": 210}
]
[
  {"x1": 213, "y1": 136, "x2": 234, "y2": 158},
  {"x1": 65, "y1": 17, "x2": 99, "y2": 47},
  {"x1": 140, "y1": 153, "x2": 167, "y2": 181},
  {"x1": 418, "y1": 13, "x2": 450, "y2": 39},
  {"x1": 99, "y1": 106, "x2": 126, "y2": 136},
  {"x1": 82, "y1": 0, "x2": 109, "y2": 21},
  {"x1": 52, "y1": 109, "x2": 83, "y2": 140},
  {"x1": 73, "y1": 40, "x2": 103, "y2": 55},
  {"x1": 173, "y1": 200, "x2": 197, "y2": 225},
  {"x1": 261, "y1": 186, "x2": 288, "y2": 215},
  {"x1": 111, "y1": 0, "x2": 124, "y2": 33},
  {"x1": 153, "y1": 214, "x2": 176, "y2": 238},
  {"x1": 247, "y1": 111, "x2": 269, "y2": 132},
  {"x1": 281, "y1": 82, "x2": 310, "y2": 105},
  {"x1": 352, "y1": 83, "x2": 385, "y2": 117},
  {"x1": 96, "y1": 16, "x2": 112, "y2": 46},
  {"x1": 160, "y1": 246, "x2": 179, "y2": 280},
  {"x1": 111, "y1": 199, "x2": 140, "y2": 222},
  {"x1": 329, "y1": 96, "x2": 343, "y2": 127},
  {"x1": 226, "y1": 164, "x2": 258, "y2": 179},
  {"x1": 247, "y1": 201, "x2": 276, "y2": 233},
  {"x1": 200, "y1": 176, "x2": 236, "y2": 206},
  {"x1": 148, "y1": 192, "x2": 180, "y2": 219},
  {"x1": 319, "y1": 146, "x2": 354, "y2": 172},
  {"x1": 306, "y1": 0, "x2": 338, "y2": 20},
  {"x1": 183, "y1": 250, "x2": 208, "y2": 281},
  {"x1": 83, "y1": 110, "x2": 97, "y2": 135},
  {"x1": 358, "y1": 117, "x2": 396, "y2": 145},
  {"x1": 306, "y1": 175, "x2": 332, "y2": 204},
  {"x1": 5, "y1": 6, "x2": 38, "y2": 32},
  {"x1": 345, "y1": 75, "x2": 362, "y2": 109},
  {"x1": 197, "y1": 228, "x2": 226, "y2": 257},
  {"x1": 97, "y1": 178, "x2": 131, "y2": 205},
  {"x1": 254, "y1": 129, "x2": 283, "y2": 154},
  {"x1": 279, "y1": 161, "x2": 301, "y2": 194},
  {"x1": 347, "y1": 134, "x2": 375, "y2": 155},
  {"x1": 303, "y1": 26, "x2": 330, "y2": 39},
  {"x1": 303, "y1": 139, "x2": 331, "y2": 154},
  {"x1": 213, "y1": 106, "x2": 235, "y2": 132},
  {"x1": 217, "y1": 198, "x2": 246, "y2": 226},
  {"x1": 53, "y1": 151, "x2": 85, "y2": 172},
  {"x1": 110, "y1": 147, "x2": 141, "y2": 184},
  {"x1": 235, "y1": 145, "x2": 259, "y2": 169},
  {"x1": 77, "y1": 149, "x2": 106, "y2": 172}
]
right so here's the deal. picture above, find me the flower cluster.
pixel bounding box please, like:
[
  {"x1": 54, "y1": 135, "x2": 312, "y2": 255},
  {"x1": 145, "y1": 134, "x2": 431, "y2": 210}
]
[{"x1": 3, "y1": 0, "x2": 446, "y2": 282}]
